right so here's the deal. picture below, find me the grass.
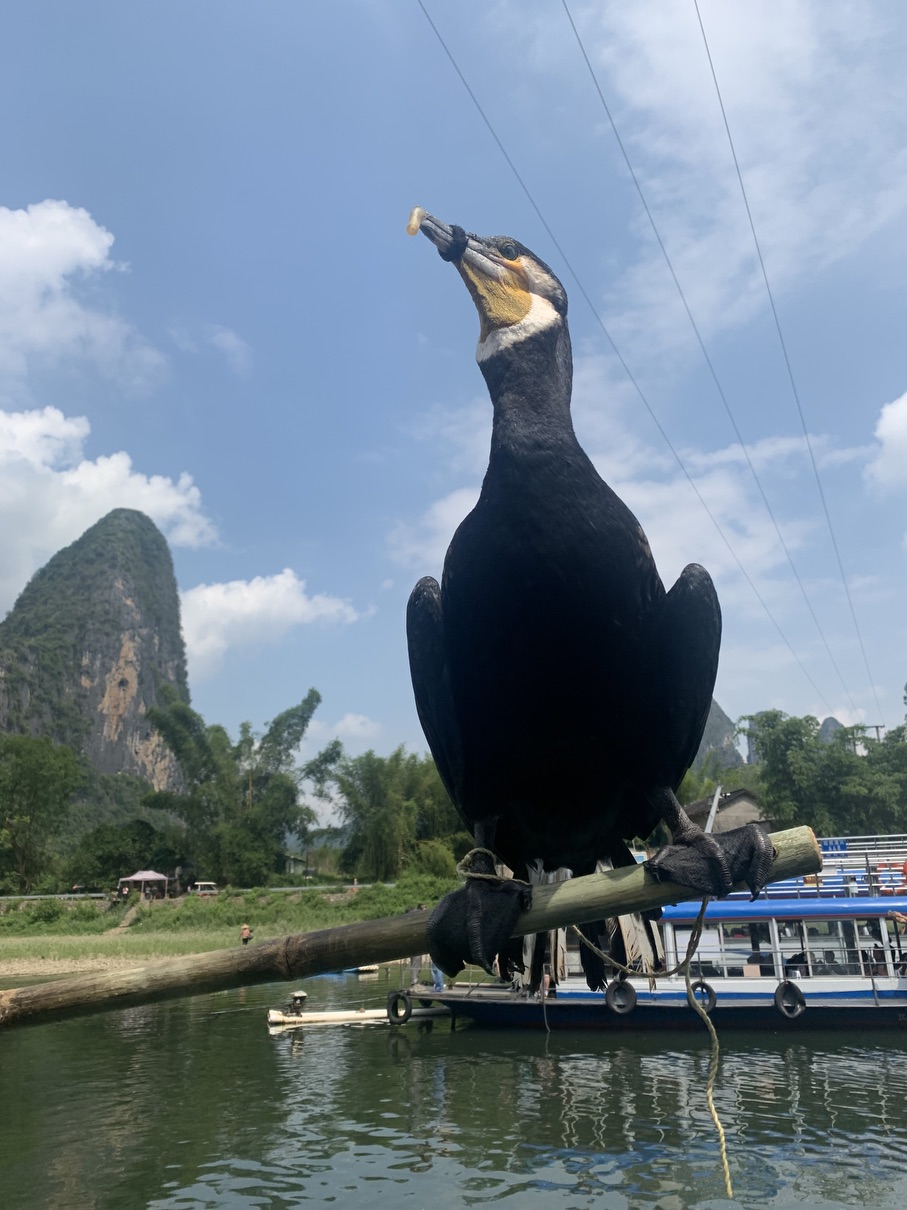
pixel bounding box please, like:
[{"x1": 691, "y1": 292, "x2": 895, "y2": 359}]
[
  {"x1": 0, "y1": 871, "x2": 461, "y2": 966},
  {"x1": 0, "y1": 929, "x2": 238, "y2": 963}
]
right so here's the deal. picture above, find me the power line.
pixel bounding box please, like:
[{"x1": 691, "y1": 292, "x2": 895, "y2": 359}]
[
  {"x1": 692, "y1": 0, "x2": 883, "y2": 724},
  {"x1": 415, "y1": 0, "x2": 836, "y2": 715},
  {"x1": 560, "y1": 0, "x2": 857, "y2": 715}
]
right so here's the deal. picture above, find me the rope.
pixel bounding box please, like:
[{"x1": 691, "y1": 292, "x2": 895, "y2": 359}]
[
  {"x1": 572, "y1": 903, "x2": 734, "y2": 1198},
  {"x1": 455, "y1": 848, "x2": 530, "y2": 885}
]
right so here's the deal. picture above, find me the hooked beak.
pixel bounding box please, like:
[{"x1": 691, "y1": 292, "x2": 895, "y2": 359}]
[
  {"x1": 407, "y1": 207, "x2": 534, "y2": 343},
  {"x1": 408, "y1": 208, "x2": 470, "y2": 264}
]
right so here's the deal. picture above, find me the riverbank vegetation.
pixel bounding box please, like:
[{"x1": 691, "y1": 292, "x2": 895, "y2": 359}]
[
  {"x1": 4, "y1": 687, "x2": 907, "y2": 904},
  {"x1": 0, "y1": 872, "x2": 460, "y2": 969}
]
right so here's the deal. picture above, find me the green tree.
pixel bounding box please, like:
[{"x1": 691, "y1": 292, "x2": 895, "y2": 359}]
[
  {"x1": 740, "y1": 710, "x2": 907, "y2": 836},
  {"x1": 677, "y1": 750, "x2": 723, "y2": 807},
  {"x1": 0, "y1": 734, "x2": 82, "y2": 893},
  {"x1": 66, "y1": 818, "x2": 186, "y2": 890},
  {"x1": 145, "y1": 687, "x2": 328, "y2": 885},
  {"x1": 331, "y1": 747, "x2": 460, "y2": 880}
]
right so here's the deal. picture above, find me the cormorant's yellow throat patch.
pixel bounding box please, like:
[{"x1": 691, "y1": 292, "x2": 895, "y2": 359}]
[{"x1": 456, "y1": 260, "x2": 532, "y2": 341}]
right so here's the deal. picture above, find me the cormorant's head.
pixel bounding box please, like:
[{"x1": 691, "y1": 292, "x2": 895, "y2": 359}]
[{"x1": 408, "y1": 208, "x2": 567, "y2": 365}]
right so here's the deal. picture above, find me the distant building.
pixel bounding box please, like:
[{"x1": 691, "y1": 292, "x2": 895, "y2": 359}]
[{"x1": 683, "y1": 787, "x2": 772, "y2": 834}]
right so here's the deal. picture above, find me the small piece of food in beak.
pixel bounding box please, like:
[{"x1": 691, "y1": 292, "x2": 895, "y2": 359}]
[{"x1": 406, "y1": 206, "x2": 426, "y2": 236}]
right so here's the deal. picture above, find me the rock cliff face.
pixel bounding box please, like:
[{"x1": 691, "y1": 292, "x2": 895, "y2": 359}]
[
  {"x1": 0, "y1": 509, "x2": 189, "y2": 790},
  {"x1": 694, "y1": 699, "x2": 744, "y2": 770}
]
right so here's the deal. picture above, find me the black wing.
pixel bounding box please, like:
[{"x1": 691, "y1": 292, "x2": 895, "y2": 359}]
[
  {"x1": 406, "y1": 576, "x2": 468, "y2": 825},
  {"x1": 644, "y1": 561, "x2": 722, "y2": 792}
]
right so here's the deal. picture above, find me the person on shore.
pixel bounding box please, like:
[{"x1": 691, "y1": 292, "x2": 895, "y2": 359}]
[
  {"x1": 408, "y1": 904, "x2": 428, "y2": 985},
  {"x1": 241, "y1": 923, "x2": 253, "y2": 945}
]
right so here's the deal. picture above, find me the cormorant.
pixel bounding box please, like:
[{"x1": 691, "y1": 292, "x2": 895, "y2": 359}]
[{"x1": 405, "y1": 210, "x2": 773, "y2": 983}]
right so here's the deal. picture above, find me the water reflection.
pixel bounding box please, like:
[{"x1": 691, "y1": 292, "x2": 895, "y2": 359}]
[{"x1": 2, "y1": 972, "x2": 907, "y2": 1208}]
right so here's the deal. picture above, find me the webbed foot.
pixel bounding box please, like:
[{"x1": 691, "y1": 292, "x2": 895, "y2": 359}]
[
  {"x1": 426, "y1": 850, "x2": 531, "y2": 977},
  {"x1": 645, "y1": 822, "x2": 775, "y2": 899}
]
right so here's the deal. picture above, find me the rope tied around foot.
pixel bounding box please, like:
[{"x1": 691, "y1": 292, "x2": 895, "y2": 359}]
[{"x1": 455, "y1": 848, "x2": 531, "y2": 887}]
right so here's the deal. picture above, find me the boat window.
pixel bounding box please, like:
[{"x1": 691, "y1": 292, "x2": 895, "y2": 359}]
[
  {"x1": 673, "y1": 920, "x2": 776, "y2": 979},
  {"x1": 775, "y1": 917, "x2": 876, "y2": 977},
  {"x1": 848, "y1": 918, "x2": 889, "y2": 977},
  {"x1": 888, "y1": 915, "x2": 907, "y2": 974}
]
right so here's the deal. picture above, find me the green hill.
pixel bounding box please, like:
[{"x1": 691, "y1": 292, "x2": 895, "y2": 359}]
[{"x1": 0, "y1": 509, "x2": 189, "y2": 789}]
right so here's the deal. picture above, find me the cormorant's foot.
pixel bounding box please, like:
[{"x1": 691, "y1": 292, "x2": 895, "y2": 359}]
[
  {"x1": 426, "y1": 854, "x2": 531, "y2": 978},
  {"x1": 645, "y1": 824, "x2": 775, "y2": 899},
  {"x1": 645, "y1": 827, "x2": 734, "y2": 897},
  {"x1": 712, "y1": 824, "x2": 775, "y2": 898}
]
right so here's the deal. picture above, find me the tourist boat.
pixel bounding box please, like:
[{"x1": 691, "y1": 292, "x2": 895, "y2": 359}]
[
  {"x1": 410, "y1": 888, "x2": 907, "y2": 1032},
  {"x1": 415, "y1": 894, "x2": 907, "y2": 1031}
]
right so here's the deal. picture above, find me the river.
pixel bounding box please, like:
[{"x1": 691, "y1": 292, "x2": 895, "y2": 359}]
[{"x1": 2, "y1": 968, "x2": 906, "y2": 1209}]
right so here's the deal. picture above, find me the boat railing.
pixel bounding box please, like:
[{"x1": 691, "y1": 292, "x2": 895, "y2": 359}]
[{"x1": 718, "y1": 833, "x2": 907, "y2": 901}]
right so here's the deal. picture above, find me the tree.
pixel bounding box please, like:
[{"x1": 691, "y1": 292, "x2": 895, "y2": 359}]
[
  {"x1": 740, "y1": 710, "x2": 907, "y2": 836},
  {"x1": 145, "y1": 687, "x2": 328, "y2": 885},
  {"x1": 677, "y1": 750, "x2": 723, "y2": 807},
  {"x1": 331, "y1": 747, "x2": 461, "y2": 880},
  {"x1": 66, "y1": 819, "x2": 186, "y2": 890},
  {"x1": 0, "y1": 734, "x2": 82, "y2": 893}
]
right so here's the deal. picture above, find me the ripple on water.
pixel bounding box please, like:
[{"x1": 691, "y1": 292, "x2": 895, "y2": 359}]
[{"x1": 6, "y1": 982, "x2": 907, "y2": 1209}]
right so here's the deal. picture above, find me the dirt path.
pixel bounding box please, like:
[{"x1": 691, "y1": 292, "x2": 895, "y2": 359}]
[
  {"x1": 0, "y1": 955, "x2": 145, "y2": 979},
  {"x1": 104, "y1": 902, "x2": 141, "y2": 935}
]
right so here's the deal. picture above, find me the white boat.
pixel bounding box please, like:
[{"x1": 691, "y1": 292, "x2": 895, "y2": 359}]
[
  {"x1": 415, "y1": 892, "x2": 907, "y2": 1031},
  {"x1": 267, "y1": 987, "x2": 448, "y2": 1030}
]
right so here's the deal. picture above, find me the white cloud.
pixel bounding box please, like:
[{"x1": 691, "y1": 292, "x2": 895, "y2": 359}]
[
  {"x1": 0, "y1": 405, "x2": 215, "y2": 614},
  {"x1": 530, "y1": 3, "x2": 907, "y2": 359},
  {"x1": 306, "y1": 713, "x2": 383, "y2": 747},
  {"x1": 0, "y1": 199, "x2": 165, "y2": 390},
  {"x1": 181, "y1": 568, "x2": 360, "y2": 681},
  {"x1": 206, "y1": 325, "x2": 252, "y2": 376},
  {"x1": 387, "y1": 486, "x2": 480, "y2": 574},
  {"x1": 866, "y1": 390, "x2": 907, "y2": 491}
]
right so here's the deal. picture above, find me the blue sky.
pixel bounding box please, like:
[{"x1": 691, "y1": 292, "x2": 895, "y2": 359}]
[{"x1": 2, "y1": 1, "x2": 906, "y2": 784}]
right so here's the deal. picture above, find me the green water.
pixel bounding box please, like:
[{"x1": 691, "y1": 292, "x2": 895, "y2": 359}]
[{"x1": 1, "y1": 970, "x2": 906, "y2": 1209}]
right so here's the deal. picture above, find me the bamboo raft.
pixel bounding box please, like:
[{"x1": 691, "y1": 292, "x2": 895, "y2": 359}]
[{"x1": 267, "y1": 1005, "x2": 449, "y2": 1029}]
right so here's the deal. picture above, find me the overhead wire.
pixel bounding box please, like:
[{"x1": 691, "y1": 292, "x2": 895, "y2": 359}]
[
  {"x1": 691, "y1": 0, "x2": 883, "y2": 724},
  {"x1": 415, "y1": 0, "x2": 835, "y2": 715},
  {"x1": 561, "y1": 0, "x2": 856, "y2": 718}
]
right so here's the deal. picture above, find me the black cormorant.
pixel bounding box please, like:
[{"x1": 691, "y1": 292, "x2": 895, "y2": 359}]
[{"x1": 406, "y1": 210, "x2": 773, "y2": 982}]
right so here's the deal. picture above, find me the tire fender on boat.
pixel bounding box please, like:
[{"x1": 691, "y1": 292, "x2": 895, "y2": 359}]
[
  {"x1": 387, "y1": 990, "x2": 413, "y2": 1025},
  {"x1": 690, "y1": 979, "x2": 717, "y2": 1014},
  {"x1": 774, "y1": 980, "x2": 806, "y2": 1019},
  {"x1": 605, "y1": 980, "x2": 637, "y2": 1015}
]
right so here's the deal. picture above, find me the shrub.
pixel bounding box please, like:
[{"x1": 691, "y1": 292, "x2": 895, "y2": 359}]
[
  {"x1": 30, "y1": 898, "x2": 65, "y2": 925},
  {"x1": 411, "y1": 839, "x2": 458, "y2": 879}
]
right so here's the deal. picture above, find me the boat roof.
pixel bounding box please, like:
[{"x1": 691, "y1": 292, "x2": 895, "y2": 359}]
[{"x1": 663, "y1": 895, "x2": 907, "y2": 925}]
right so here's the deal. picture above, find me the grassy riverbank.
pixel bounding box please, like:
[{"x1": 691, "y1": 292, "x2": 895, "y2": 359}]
[{"x1": 0, "y1": 873, "x2": 458, "y2": 978}]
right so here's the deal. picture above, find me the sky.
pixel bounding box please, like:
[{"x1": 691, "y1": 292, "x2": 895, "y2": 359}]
[{"x1": 1, "y1": 0, "x2": 907, "y2": 788}]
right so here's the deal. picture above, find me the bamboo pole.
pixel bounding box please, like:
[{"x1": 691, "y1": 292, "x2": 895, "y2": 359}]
[{"x1": 0, "y1": 825, "x2": 820, "y2": 1030}]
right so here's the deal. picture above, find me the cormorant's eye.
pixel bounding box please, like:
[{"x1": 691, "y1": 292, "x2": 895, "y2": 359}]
[{"x1": 498, "y1": 241, "x2": 518, "y2": 260}]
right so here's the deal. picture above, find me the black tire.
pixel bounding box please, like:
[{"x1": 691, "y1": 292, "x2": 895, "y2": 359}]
[
  {"x1": 774, "y1": 980, "x2": 806, "y2": 1020},
  {"x1": 605, "y1": 980, "x2": 637, "y2": 1015},
  {"x1": 419, "y1": 998, "x2": 434, "y2": 1008},
  {"x1": 690, "y1": 979, "x2": 717, "y2": 1014},
  {"x1": 387, "y1": 990, "x2": 413, "y2": 1025}
]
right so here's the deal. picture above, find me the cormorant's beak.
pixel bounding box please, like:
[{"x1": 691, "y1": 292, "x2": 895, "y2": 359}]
[
  {"x1": 407, "y1": 209, "x2": 470, "y2": 264},
  {"x1": 407, "y1": 207, "x2": 532, "y2": 342}
]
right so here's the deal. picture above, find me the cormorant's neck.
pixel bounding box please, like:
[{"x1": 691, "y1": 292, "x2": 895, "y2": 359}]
[{"x1": 479, "y1": 320, "x2": 575, "y2": 452}]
